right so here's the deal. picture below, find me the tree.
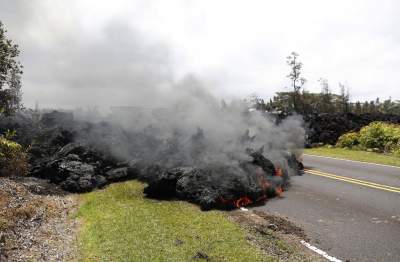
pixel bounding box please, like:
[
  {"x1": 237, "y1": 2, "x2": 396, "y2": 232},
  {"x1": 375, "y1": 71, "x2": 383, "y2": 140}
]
[
  {"x1": 0, "y1": 21, "x2": 23, "y2": 116},
  {"x1": 286, "y1": 52, "x2": 306, "y2": 112},
  {"x1": 319, "y1": 78, "x2": 333, "y2": 113},
  {"x1": 362, "y1": 101, "x2": 370, "y2": 113},
  {"x1": 369, "y1": 100, "x2": 376, "y2": 113},
  {"x1": 354, "y1": 101, "x2": 362, "y2": 114},
  {"x1": 339, "y1": 82, "x2": 350, "y2": 113},
  {"x1": 381, "y1": 97, "x2": 392, "y2": 114}
]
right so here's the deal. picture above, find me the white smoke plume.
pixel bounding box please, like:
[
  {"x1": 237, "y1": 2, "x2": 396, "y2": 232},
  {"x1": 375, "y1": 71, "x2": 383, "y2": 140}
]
[
  {"x1": 74, "y1": 73, "x2": 305, "y2": 174},
  {"x1": 1, "y1": 1, "x2": 305, "y2": 172}
]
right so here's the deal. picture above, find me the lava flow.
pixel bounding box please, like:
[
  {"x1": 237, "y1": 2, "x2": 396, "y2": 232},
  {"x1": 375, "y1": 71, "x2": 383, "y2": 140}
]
[
  {"x1": 234, "y1": 196, "x2": 253, "y2": 208},
  {"x1": 216, "y1": 166, "x2": 287, "y2": 209}
]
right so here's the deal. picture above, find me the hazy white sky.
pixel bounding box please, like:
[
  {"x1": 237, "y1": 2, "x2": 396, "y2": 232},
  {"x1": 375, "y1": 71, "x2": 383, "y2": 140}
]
[{"x1": 1, "y1": 0, "x2": 399, "y2": 108}]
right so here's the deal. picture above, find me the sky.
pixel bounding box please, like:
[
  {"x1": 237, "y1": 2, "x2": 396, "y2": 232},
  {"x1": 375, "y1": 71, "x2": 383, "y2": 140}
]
[{"x1": 1, "y1": 0, "x2": 399, "y2": 109}]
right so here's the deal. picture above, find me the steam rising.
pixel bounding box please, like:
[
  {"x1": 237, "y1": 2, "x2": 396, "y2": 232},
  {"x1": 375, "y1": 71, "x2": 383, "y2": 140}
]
[
  {"x1": 2, "y1": 1, "x2": 305, "y2": 171},
  {"x1": 59, "y1": 21, "x2": 306, "y2": 172},
  {"x1": 75, "y1": 74, "x2": 305, "y2": 174}
]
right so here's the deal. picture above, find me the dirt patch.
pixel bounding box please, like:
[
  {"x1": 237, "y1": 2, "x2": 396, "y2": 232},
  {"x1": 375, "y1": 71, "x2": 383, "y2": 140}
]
[
  {"x1": 252, "y1": 210, "x2": 307, "y2": 239},
  {"x1": 229, "y1": 210, "x2": 325, "y2": 261},
  {"x1": 0, "y1": 177, "x2": 78, "y2": 261}
]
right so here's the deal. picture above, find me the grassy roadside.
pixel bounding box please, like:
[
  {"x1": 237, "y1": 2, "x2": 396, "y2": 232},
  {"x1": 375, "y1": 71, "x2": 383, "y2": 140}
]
[
  {"x1": 76, "y1": 181, "x2": 271, "y2": 261},
  {"x1": 76, "y1": 181, "x2": 313, "y2": 261},
  {"x1": 304, "y1": 147, "x2": 400, "y2": 167}
]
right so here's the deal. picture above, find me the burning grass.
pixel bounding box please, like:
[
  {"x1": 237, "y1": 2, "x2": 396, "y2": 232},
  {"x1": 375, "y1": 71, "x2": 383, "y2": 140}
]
[
  {"x1": 76, "y1": 181, "x2": 304, "y2": 261},
  {"x1": 305, "y1": 147, "x2": 400, "y2": 167}
]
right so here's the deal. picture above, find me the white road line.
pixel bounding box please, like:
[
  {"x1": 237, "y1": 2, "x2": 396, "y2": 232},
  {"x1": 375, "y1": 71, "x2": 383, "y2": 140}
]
[
  {"x1": 300, "y1": 240, "x2": 342, "y2": 262},
  {"x1": 304, "y1": 154, "x2": 400, "y2": 169}
]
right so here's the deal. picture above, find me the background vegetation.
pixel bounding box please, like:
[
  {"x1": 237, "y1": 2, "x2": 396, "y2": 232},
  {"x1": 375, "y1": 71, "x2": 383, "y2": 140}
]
[
  {"x1": 0, "y1": 21, "x2": 23, "y2": 116},
  {"x1": 336, "y1": 122, "x2": 400, "y2": 156},
  {"x1": 251, "y1": 52, "x2": 400, "y2": 115},
  {"x1": 304, "y1": 121, "x2": 400, "y2": 166},
  {"x1": 0, "y1": 131, "x2": 28, "y2": 177},
  {"x1": 260, "y1": 90, "x2": 400, "y2": 115},
  {"x1": 0, "y1": 21, "x2": 27, "y2": 177}
]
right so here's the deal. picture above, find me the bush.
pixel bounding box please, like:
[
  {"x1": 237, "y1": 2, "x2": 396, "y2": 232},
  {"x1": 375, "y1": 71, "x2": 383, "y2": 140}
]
[
  {"x1": 0, "y1": 135, "x2": 28, "y2": 176},
  {"x1": 358, "y1": 122, "x2": 400, "y2": 151},
  {"x1": 336, "y1": 132, "x2": 359, "y2": 148},
  {"x1": 336, "y1": 122, "x2": 400, "y2": 155},
  {"x1": 358, "y1": 122, "x2": 386, "y2": 149}
]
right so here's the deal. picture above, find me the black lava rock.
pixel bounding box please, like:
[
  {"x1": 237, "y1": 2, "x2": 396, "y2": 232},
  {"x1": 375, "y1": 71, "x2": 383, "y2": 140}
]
[{"x1": 304, "y1": 113, "x2": 400, "y2": 146}]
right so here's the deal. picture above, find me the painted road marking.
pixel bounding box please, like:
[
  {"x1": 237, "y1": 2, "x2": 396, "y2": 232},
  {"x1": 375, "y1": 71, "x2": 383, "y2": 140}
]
[
  {"x1": 305, "y1": 169, "x2": 400, "y2": 194},
  {"x1": 304, "y1": 154, "x2": 400, "y2": 169},
  {"x1": 306, "y1": 169, "x2": 400, "y2": 191},
  {"x1": 300, "y1": 240, "x2": 342, "y2": 262}
]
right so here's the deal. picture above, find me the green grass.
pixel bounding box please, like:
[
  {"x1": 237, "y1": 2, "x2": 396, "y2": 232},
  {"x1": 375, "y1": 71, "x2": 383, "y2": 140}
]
[
  {"x1": 304, "y1": 147, "x2": 400, "y2": 167},
  {"x1": 76, "y1": 181, "x2": 275, "y2": 261}
]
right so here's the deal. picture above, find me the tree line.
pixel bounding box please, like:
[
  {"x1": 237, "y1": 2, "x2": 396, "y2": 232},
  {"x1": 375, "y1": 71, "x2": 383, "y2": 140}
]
[
  {"x1": 253, "y1": 52, "x2": 400, "y2": 115},
  {"x1": 254, "y1": 90, "x2": 400, "y2": 115}
]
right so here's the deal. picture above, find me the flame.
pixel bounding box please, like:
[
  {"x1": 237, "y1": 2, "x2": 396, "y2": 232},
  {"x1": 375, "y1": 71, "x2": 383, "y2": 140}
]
[
  {"x1": 275, "y1": 186, "x2": 283, "y2": 196},
  {"x1": 234, "y1": 196, "x2": 253, "y2": 208},
  {"x1": 275, "y1": 167, "x2": 283, "y2": 177},
  {"x1": 275, "y1": 168, "x2": 284, "y2": 197},
  {"x1": 217, "y1": 196, "x2": 253, "y2": 208},
  {"x1": 217, "y1": 167, "x2": 285, "y2": 209}
]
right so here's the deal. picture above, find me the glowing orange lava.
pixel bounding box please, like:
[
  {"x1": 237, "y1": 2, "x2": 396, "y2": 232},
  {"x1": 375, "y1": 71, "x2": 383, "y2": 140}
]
[
  {"x1": 275, "y1": 167, "x2": 283, "y2": 177},
  {"x1": 217, "y1": 166, "x2": 286, "y2": 209},
  {"x1": 275, "y1": 186, "x2": 283, "y2": 196},
  {"x1": 234, "y1": 196, "x2": 253, "y2": 208}
]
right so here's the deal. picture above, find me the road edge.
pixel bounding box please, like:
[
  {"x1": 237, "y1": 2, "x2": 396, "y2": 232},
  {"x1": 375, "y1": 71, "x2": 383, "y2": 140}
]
[{"x1": 304, "y1": 153, "x2": 400, "y2": 169}]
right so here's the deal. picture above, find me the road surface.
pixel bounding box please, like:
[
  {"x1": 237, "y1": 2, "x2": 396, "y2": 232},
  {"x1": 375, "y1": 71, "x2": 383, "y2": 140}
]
[{"x1": 255, "y1": 154, "x2": 400, "y2": 262}]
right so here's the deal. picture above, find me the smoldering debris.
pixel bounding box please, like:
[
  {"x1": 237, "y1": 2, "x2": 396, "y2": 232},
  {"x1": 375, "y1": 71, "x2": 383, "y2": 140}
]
[
  {"x1": 0, "y1": 107, "x2": 303, "y2": 210},
  {"x1": 143, "y1": 149, "x2": 289, "y2": 210},
  {"x1": 0, "y1": 21, "x2": 306, "y2": 208},
  {"x1": 2, "y1": 84, "x2": 305, "y2": 209},
  {"x1": 27, "y1": 117, "x2": 141, "y2": 192}
]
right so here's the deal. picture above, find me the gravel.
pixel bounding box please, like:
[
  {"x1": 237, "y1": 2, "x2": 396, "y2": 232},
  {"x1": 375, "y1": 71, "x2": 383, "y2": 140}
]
[{"x1": 0, "y1": 177, "x2": 78, "y2": 261}]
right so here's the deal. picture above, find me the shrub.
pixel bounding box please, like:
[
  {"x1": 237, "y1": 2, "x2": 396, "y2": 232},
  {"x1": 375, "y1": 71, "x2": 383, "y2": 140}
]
[
  {"x1": 358, "y1": 122, "x2": 400, "y2": 152},
  {"x1": 0, "y1": 135, "x2": 28, "y2": 176},
  {"x1": 336, "y1": 122, "x2": 400, "y2": 155},
  {"x1": 336, "y1": 132, "x2": 359, "y2": 148},
  {"x1": 358, "y1": 122, "x2": 387, "y2": 149}
]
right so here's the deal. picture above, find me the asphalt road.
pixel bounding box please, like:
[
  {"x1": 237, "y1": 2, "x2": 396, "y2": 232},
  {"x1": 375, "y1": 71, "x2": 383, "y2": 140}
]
[{"x1": 255, "y1": 154, "x2": 400, "y2": 262}]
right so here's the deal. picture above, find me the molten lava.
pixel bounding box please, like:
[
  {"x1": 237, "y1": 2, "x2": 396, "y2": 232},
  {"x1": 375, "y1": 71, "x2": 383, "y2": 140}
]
[
  {"x1": 275, "y1": 167, "x2": 283, "y2": 177},
  {"x1": 216, "y1": 166, "x2": 287, "y2": 209},
  {"x1": 274, "y1": 168, "x2": 284, "y2": 196},
  {"x1": 275, "y1": 186, "x2": 283, "y2": 196},
  {"x1": 234, "y1": 196, "x2": 253, "y2": 208}
]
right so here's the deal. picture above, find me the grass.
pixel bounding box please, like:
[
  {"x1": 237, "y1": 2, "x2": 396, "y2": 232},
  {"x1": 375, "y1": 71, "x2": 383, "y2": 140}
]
[
  {"x1": 304, "y1": 147, "x2": 400, "y2": 167},
  {"x1": 76, "y1": 181, "x2": 276, "y2": 261}
]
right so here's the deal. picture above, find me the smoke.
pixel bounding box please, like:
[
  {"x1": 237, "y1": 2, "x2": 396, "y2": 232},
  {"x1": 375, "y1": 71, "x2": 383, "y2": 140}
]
[
  {"x1": 0, "y1": 1, "x2": 305, "y2": 175},
  {"x1": 73, "y1": 72, "x2": 305, "y2": 175},
  {"x1": 44, "y1": 16, "x2": 306, "y2": 172}
]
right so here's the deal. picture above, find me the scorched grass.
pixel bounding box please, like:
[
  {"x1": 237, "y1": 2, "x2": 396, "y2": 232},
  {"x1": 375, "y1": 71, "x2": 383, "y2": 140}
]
[{"x1": 76, "y1": 181, "x2": 274, "y2": 261}]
